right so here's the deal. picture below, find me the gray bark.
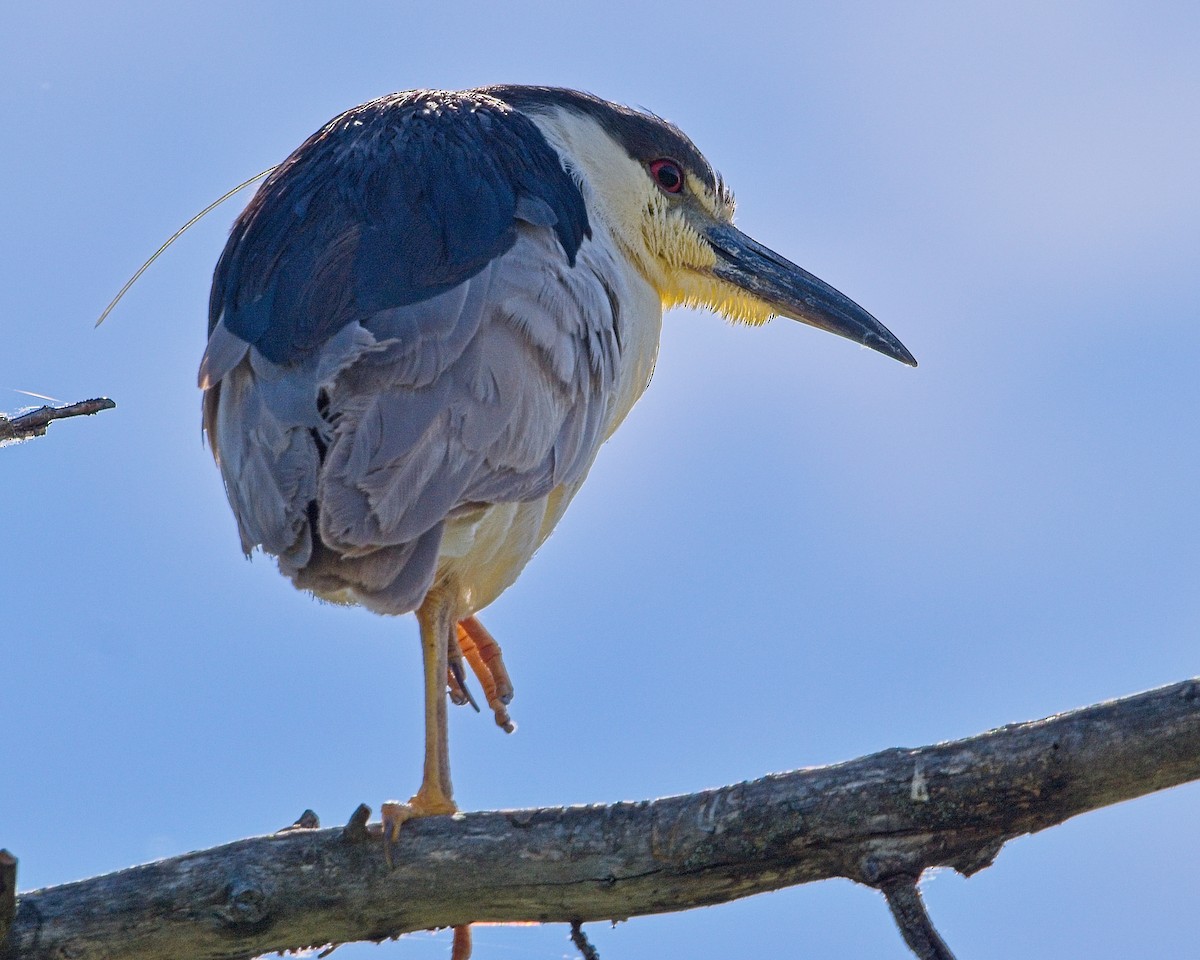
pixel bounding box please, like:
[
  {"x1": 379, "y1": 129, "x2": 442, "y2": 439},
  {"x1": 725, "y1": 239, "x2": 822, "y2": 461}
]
[
  {"x1": 0, "y1": 398, "x2": 115, "y2": 443},
  {"x1": 4, "y1": 677, "x2": 1199, "y2": 960}
]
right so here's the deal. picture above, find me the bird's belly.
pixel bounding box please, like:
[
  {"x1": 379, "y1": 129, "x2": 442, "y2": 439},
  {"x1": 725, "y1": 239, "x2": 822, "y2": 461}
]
[{"x1": 436, "y1": 481, "x2": 581, "y2": 614}]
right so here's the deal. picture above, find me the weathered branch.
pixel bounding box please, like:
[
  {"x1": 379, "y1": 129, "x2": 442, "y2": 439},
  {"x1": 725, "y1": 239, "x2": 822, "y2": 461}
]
[
  {"x1": 0, "y1": 398, "x2": 115, "y2": 443},
  {"x1": 569, "y1": 921, "x2": 602, "y2": 960},
  {"x1": 879, "y1": 876, "x2": 956, "y2": 960},
  {"x1": 4, "y1": 678, "x2": 1199, "y2": 960},
  {"x1": 0, "y1": 851, "x2": 15, "y2": 949}
]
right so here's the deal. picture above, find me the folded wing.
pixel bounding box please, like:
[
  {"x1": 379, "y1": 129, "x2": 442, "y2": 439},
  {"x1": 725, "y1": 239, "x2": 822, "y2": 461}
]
[{"x1": 200, "y1": 90, "x2": 620, "y2": 614}]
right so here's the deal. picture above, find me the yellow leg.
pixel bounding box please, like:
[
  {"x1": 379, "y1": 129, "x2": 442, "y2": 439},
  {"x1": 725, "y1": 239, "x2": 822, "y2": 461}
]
[
  {"x1": 418, "y1": 593, "x2": 456, "y2": 811},
  {"x1": 382, "y1": 591, "x2": 458, "y2": 852},
  {"x1": 380, "y1": 591, "x2": 475, "y2": 959}
]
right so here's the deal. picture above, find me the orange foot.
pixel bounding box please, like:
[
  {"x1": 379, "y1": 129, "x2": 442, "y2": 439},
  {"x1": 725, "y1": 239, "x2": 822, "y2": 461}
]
[
  {"x1": 447, "y1": 615, "x2": 516, "y2": 733},
  {"x1": 381, "y1": 792, "x2": 470, "y2": 959},
  {"x1": 380, "y1": 791, "x2": 456, "y2": 865}
]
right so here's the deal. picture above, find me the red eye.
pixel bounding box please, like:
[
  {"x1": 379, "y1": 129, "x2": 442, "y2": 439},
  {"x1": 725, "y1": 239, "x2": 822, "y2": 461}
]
[{"x1": 649, "y1": 158, "x2": 684, "y2": 194}]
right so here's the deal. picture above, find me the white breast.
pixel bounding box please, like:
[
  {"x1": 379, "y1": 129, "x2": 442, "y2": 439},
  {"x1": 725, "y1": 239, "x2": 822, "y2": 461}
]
[{"x1": 438, "y1": 219, "x2": 662, "y2": 614}]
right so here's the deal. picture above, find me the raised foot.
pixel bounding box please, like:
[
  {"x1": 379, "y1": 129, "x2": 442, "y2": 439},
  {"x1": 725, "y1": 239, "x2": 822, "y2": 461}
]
[{"x1": 451, "y1": 616, "x2": 516, "y2": 733}]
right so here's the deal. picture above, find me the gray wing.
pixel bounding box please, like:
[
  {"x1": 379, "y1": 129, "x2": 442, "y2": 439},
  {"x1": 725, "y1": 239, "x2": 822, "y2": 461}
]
[{"x1": 202, "y1": 223, "x2": 621, "y2": 614}]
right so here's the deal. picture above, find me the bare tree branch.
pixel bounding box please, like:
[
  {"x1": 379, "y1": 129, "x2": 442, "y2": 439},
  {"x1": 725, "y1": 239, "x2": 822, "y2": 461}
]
[
  {"x1": 0, "y1": 851, "x2": 15, "y2": 949},
  {"x1": 0, "y1": 398, "x2": 115, "y2": 443},
  {"x1": 570, "y1": 921, "x2": 602, "y2": 960},
  {"x1": 3, "y1": 678, "x2": 1199, "y2": 960},
  {"x1": 879, "y1": 876, "x2": 957, "y2": 960}
]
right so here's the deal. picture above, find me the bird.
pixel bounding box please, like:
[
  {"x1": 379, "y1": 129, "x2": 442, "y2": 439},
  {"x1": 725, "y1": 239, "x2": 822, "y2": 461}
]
[{"x1": 198, "y1": 84, "x2": 915, "y2": 877}]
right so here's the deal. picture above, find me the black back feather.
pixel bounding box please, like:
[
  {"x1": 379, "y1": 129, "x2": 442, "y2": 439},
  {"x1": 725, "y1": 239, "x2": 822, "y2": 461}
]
[{"x1": 210, "y1": 89, "x2": 590, "y2": 364}]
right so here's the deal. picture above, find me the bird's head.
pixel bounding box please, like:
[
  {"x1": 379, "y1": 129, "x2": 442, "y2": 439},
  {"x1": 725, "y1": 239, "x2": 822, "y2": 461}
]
[{"x1": 484, "y1": 86, "x2": 916, "y2": 367}]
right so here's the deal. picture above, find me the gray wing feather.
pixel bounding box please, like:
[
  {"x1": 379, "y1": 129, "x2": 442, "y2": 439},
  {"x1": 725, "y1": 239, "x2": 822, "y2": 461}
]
[
  {"x1": 318, "y1": 226, "x2": 618, "y2": 550},
  {"x1": 208, "y1": 357, "x2": 318, "y2": 563},
  {"x1": 203, "y1": 321, "x2": 385, "y2": 565},
  {"x1": 202, "y1": 224, "x2": 620, "y2": 614}
]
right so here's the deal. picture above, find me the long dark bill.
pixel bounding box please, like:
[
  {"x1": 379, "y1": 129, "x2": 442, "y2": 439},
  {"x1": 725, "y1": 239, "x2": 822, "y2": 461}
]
[{"x1": 705, "y1": 222, "x2": 917, "y2": 367}]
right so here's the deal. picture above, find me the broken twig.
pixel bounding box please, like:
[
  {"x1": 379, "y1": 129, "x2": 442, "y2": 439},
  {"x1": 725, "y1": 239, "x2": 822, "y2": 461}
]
[
  {"x1": 569, "y1": 921, "x2": 601, "y2": 960},
  {"x1": 0, "y1": 850, "x2": 16, "y2": 948},
  {"x1": 0, "y1": 398, "x2": 115, "y2": 443},
  {"x1": 879, "y1": 876, "x2": 956, "y2": 960}
]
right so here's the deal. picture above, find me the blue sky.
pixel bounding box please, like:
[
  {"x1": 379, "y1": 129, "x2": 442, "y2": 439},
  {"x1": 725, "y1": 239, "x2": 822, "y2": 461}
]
[{"x1": 2, "y1": 2, "x2": 1198, "y2": 957}]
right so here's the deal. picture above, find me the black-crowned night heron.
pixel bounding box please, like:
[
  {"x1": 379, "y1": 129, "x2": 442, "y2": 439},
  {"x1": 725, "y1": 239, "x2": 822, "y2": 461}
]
[{"x1": 198, "y1": 85, "x2": 915, "y2": 868}]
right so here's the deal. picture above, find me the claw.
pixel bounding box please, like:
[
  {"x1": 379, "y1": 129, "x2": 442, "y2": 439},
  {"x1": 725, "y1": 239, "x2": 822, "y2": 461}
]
[
  {"x1": 446, "y1": 628, "x2": 480, "y2": 711},
  {"x1": 448, "y1": 657, "x2": 480, "y2": 712},
  {"x1": 380, "y1": 789, "x2": 458, "y2": 869},
  {"x1": 380, "y1": 800, "x2": 411, "y2": 870},
  {"x1": 456, "y1": 617, "x2": 517, "y2": 733}
]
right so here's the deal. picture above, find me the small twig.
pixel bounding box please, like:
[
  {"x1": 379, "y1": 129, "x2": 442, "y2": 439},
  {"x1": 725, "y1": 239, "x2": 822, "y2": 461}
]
[
  {"x1": 569, "y1": 921, "x2": 600, "y2": 960},
  {"x1": 879, "y1": 875, "x2": 956, "y2": 960},
  {"x1": 0, "y1": 398, "x2": 115, "y2": 443},
  {"x1": 341, "y1": 804, "x2": 371, "y2": 842},
  {"x1": 0, "y1": 850, "x2": 16, "y2": 948},
  {"x1": 278, "y1": 810, "x2": 320, "y2": 833}
]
